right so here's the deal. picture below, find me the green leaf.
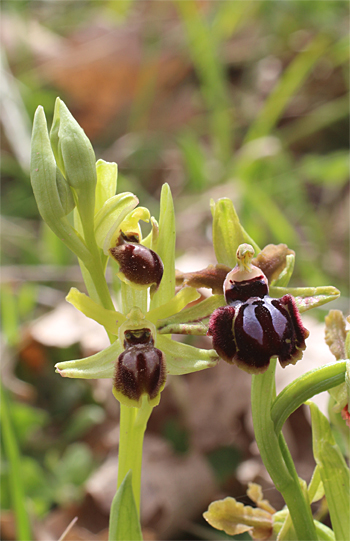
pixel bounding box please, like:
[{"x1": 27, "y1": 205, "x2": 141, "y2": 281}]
[
  {"x1": 1, "y1": 384, "x2": 32, "y2": 541},
  {"x1": 108, "y1": 471, "x2": 142, "y2": 541},
  {"x1": 309, "y1": 401, "x2": 350, "y2": 541},
  {"x1": 245, "y1": 34, "x2": 329, "y2": 142},
  {"x1": 300, "y1": 151, "x2": 350, "y2": 187}
]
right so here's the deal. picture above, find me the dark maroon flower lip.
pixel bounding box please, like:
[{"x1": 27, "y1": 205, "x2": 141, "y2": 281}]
[
  {"x1": 114, "y1": 326, "x2": 166, "y2": 404},
  {"x1": 208, "y1": 294, "x2": 309, "y2": 374},
  {"x1": 115, "y1": 343, "x2": 166, "y2": 402},
  {"x1": 109, "y1": 232, "x2": 163, "y2": 290}
]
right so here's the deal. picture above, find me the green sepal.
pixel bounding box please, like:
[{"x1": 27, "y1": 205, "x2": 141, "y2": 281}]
[
  {"x1": 157, "y1": 294, "x2": 224, "y2": 335},
  {"x1": 94, "y1": 193, "x2": 139, "y2": 254},
  {"x1": 55, "y1": 339, "x2": 122, "y2": 379},
  {"x1": 269, "y1": 285, "x2": 340, "y2": 312},
  {"x1": 150, "y1": 183, "x2": 176, "y2": 310},
  {"x1": 66, "y1": 287, "x2": 125, "y2": 335},
  {"x1": 95, "y1": 159, "x2": 118, "y2": 213},
  {"x1": 55, "y1": 167, "x2": 75, "y2": 215},
  {"x1": 157, "y1": 335, "x2": 218, "y2": 375},
  {"x1": 30, "y1": 106, "x2": 90, "y2": 264},
  {"x1": 108, "y1": 471, "x2": 142, "y2": 541},
  {"x1": 308, "y1": 401, "x2": 350, "y2": 541},
  {"x1": 148, "y1": 286, "x2": 200, "y2": 324},
  {"x1": 211, "y1": 198, "x2": 260, "y2": 267}
]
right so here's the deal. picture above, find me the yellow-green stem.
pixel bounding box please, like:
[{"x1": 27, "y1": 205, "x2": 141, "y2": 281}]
[
  {"x1": 251, "y1": 359, "x2": 317, "y2": 540},
  {"x1": 117, "y1": 399, "x2": 153, "y2": 514},
  {"x1": 117, "y1": 283, "x2": 152, "y2": 515}
]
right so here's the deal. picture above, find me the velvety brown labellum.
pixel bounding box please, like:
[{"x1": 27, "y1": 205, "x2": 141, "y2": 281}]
[
  {"x1": 115, "y1": 343, "x2": 166, "y2": 402},
  {"x1": 110, "y1": 234, "x2": 163, "y2": 289},
  {"x1": 115, "y1": 329, "x2": 166, "y2": 402},
  {"x1": 208, "y1": 295, "x2": 309, "y2": 374}
]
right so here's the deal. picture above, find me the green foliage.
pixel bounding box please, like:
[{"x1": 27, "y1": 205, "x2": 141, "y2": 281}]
[
  {"x1": 108, "y1": 471, "x2": 142, "y2": 541},
  {"x1": 309, "y1": 402, "x2": 350, "y2": 541}
]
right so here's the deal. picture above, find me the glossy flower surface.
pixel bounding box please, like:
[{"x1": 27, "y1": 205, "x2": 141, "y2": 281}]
[
  {"x1": 207, "y1": 244, "x2": 309, "y2": 373},
  {"x1": 114, "y1": 327, "x2": 166, "y2": 407},
  {"x1": 110, "y1": 232, "x2": 163, "y2": 291}
]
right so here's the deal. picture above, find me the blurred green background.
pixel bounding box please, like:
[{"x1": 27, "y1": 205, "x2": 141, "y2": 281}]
[{"x1": 1, "y1": 1, "x2": 349, "y2": 540}]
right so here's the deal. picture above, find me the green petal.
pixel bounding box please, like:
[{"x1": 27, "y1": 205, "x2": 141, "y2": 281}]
[
  {"x1": 95, "y1": 159, "x2": 118, "y2": 213},
  {"x1": 55, "y1": 339, "x2": 122, "y2": 379},
  {"x1": 157, "y1": 294, "x2": 224, "y2": 335},
  {"x1": 150, "y1": 183, "x2": 176, "y2": 309},
  {"x1": 211, "y1": 198, "x2": 260, "y2": 267},
  {"x1": 157, "y1": 336, "x2": 218, "y2": 375},
  {"x1": 269, "y1": 285, "x2": 340, "y2": 312},
  {"x1": 66, "y1": 287, "x2": 125, "y2": 335},
  {"x1": 309, "y1": 401, "x2": 350, "y2": 541},
  {"x1": 94, "y1": 193, "x2": 139, "y2": 254},
  {"x1": 271, "y1": 253, "x2": 295, "y2": 287},
  {"x1": 121, "y1": 207, "x2": 150, "y2": 238},
  {"x1": 148, "y1": 286, "x2": 200, "y2": 323}
]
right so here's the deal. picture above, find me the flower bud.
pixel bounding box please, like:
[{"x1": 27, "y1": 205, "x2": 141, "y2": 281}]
[
  {"x1": 31, "y1": 105, "x2": 90, "y2": 264},
  {"x1": 50, "y1": 98, "x2": 97, "y2": 231},
  {"x1": 114, "y1": 328, "x2": 166, "y2": 407},
  {"x1": 110, "y1": 233, "x2": 163, "y2": 290}
]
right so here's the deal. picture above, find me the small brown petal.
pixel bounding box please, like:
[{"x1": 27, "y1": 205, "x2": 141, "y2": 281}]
[{"x1": 252, "y1": 244, "x2": 294, "y2": 283}]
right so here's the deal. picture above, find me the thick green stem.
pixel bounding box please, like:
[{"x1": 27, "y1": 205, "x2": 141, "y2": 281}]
[
  {"x1": 271, "y1": 361, "x2": 346, "y2": 434},
  {"x1": 251, "y1": 359, "x2": 317, "y2": 540},
  {"x1": 117, "y1": 399, "x2": 153, "y2": 514}
]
